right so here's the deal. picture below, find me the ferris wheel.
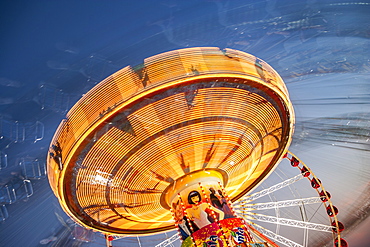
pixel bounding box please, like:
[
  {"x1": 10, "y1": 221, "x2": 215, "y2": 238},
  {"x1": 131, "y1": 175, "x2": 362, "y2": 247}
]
[
  {"x1": 99, "y1": 151, "x2": 346, "y2": 247},
  {"x1": 47, "y1": 47, "x2": 347, "y2": 247},
  {"x1": 147, "y1": 151, "x2": 346, "y2": 247}
]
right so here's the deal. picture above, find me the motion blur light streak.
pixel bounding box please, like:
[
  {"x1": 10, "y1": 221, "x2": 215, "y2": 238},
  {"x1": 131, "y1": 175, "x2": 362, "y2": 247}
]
[{"x1": 0, "y1": 0, "x2": 369, "y2": 246}]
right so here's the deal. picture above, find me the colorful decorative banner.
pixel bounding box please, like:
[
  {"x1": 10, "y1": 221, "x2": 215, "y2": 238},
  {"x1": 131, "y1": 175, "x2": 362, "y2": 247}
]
[
  {"x1": 181, "y1": 218, "x2": 256, "y2": 247},
  {"x1": 192, "y1": 222, "x2": 222, "y2": 246},
  {"x1": 220, "y1": 218, "x2": 250, "y2": 246}
]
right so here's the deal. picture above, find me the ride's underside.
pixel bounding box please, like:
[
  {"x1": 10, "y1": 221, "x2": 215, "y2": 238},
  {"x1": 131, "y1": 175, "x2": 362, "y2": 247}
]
[{"x1": 47, "y1": 47, "x2": 294, "y2": 235}]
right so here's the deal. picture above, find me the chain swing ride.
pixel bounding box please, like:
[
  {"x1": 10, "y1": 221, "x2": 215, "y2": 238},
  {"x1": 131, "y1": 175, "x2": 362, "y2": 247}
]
[{"x1": 47, "y1": 47, "x2": 347, "y2": 247}]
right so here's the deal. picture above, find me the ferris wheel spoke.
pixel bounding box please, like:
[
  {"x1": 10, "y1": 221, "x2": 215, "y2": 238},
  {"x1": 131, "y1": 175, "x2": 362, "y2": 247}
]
[
  {"x1": 234, "y1": 197, "x2": 322, "y2": 211},
  {"x1": 154, "y1": 233, "x2": 180, "y2": 247},
  {"x1": 247, "y1": 221, "x2": 304, "y2": 247},
  {"x1": 242, "y1": 212, "x2": 333, "y2": 232},
  {"x1": 234, "y1": 174, "x2": 304, "y2": 204}
]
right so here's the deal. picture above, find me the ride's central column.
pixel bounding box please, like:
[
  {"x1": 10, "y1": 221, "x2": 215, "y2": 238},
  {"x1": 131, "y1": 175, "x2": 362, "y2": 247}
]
[{"x1": 162, "y1": 169, "x2": 255, "y2": 247}]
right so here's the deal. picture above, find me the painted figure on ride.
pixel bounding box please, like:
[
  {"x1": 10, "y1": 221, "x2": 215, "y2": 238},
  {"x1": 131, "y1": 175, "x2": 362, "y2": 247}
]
[{"x1": 186, "y1": 190, "x2": 225, "y2": 229}]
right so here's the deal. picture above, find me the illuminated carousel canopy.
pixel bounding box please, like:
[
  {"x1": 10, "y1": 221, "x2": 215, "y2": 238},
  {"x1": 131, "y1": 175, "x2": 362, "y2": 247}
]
[{"x1": 47, "y1": 47, "x2": 294, "y2": 235}]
